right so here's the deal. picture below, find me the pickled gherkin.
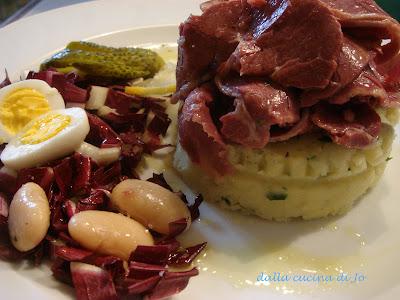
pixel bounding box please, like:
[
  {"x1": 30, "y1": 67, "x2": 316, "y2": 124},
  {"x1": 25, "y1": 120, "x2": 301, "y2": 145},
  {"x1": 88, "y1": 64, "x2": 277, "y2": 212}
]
[{"x1": 40, "y1": 41, "x2": 165, "y2": 81}]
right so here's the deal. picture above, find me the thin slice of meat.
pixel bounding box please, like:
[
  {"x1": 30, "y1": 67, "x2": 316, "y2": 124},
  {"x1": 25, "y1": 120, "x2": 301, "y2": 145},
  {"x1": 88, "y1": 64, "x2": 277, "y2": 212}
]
[
  {"x1": 220, "y1": 98, "x2": 270, "y2": 148},
  {"x1": 230, "y1": 0, "x2": 343, "y2": 89},
  {"x1": 311, "y1": 102, "x2": 381, "y2": 149},
  {"x1": 270, "y1": 109, "x2": 312, "y2": 142},
  {"x1": 173, "y1": 0, "x2": 249, "y2": 102},
  {"x1": 174, "y1": 23, "x2": 219, "y2": 102},
  {"x1": 217, "y1": 77, "x2": 300, "y2": 148},
  {"x1": 217, "y1": 77, "x2": 300, "y2": 125},
  {"x1": 328, "y1": 70, "x2": 391, "y2": 106},
  {"x1": 301, "y1": 37, "x2": 371, "y2": 107},
  {"x1": 178, "y1": 85, "x2": 232, "y2": 176},
  {"x1": 321, "y1": 0, "x2": 400, "y2": 67},
  {"x1": 370, "y1": 54, "x2": 400, "y2": 92},
  {"x1": 189, "y1": 0, "x2": 249, "y2": 43},
  {"x1": 321, "y1": 0, "x2": 389, "y2": 17}
]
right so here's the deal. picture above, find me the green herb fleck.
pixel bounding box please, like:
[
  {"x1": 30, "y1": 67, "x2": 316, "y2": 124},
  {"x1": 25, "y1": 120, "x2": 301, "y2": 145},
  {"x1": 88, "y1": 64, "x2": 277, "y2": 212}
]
[
  {"x1": 221, "y1": 197, "x2": 231, "y2": 206},
  {"x1": 307, "y1": 155, "x2": 317, "y2": 161},
  {"x1": 386, "y1": 157, "x2": 393, "y2": 162},
  {"x1": 267, "y1": 192, "x2": 288, "y2": 201}
]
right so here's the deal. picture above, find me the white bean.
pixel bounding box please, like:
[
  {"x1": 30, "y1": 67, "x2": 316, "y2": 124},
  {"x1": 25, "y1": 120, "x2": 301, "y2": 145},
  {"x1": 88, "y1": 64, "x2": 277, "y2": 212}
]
[
  {"x1": 68, "y1": 210, "x2": 154, "y2": 260},
  {"x1": 111, "y1": 179, "x2": 191, "y2": 235},
  {"x1": 8, "y1": 182, "x2": 50, "y2": 252}
]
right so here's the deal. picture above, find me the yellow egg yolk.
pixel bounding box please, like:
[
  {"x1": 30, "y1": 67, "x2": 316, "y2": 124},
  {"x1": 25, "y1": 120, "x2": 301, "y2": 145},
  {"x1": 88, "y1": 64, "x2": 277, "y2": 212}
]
[
  {"x1": 19, "y1": 113, "x2": 71, "y2": 145},
  {"x1": 0, "y1": 88, "x2": 51, "y2": 135}
]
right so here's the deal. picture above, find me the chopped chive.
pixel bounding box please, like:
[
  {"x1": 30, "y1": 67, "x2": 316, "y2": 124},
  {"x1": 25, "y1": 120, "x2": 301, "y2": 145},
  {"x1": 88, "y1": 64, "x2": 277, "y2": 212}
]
[
  {"x1": 267, "y1": 192, "x2": 288, "y2": 201},
  {"x1": 386, "y1": 157, "x2": 393, "y2": 162},
  {"x1": 221, "y1": 197, "x2": 231, "y2": 206}
]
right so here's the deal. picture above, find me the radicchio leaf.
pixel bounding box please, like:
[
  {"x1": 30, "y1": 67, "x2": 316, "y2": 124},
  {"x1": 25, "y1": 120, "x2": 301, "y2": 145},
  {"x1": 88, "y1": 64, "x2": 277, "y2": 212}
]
[
  {"x1": 129, "y1": 239, "x2": 206, "y2": 269},
  {"x1": 71, "y1": 262, "x2": 118, "y2": 300},
  {"x1": 54, "y1": 246, "x2": 125, "y2": 280},
  {"x1": 119, "y1": 131, "x2": 144, "y2": 176},
  {"x1": 167, "y1": 218, "x2": 188, "y2": 238},
  {"x1": 146, "y1": 173, "x2": 172, "y2": 191},
  {"x1": 72, "y1": 153, "x2": 92, "y2": 195},
  {"x1": 50, "y1": 193, "x2": 68, "y2": 233},
  {"x1": 55, "y1": 245, "x2": 93, "y2": 262},
  {"x1": 86, "y1": 113, "x2": 122, "y2": 148},
  {"x1": 105, "y1": 89, "x2": 141, "y2": 115},
  {"x1": 101, "y1": 112, "x2": 147, "y2": 133},
  {"x1": 128, "y1": 262, "x2": 167, "y2": 280},
  {"x1": 189, "y1": 195, "x2": 204, "y2": 222},
  {"x1": 58, "y1": 232, "x2": 81, "y2": 248},
  {"x1": 118, "y1": 275, "x2": 161, "y2": 296},
  {"x1": 168, "y1": 242, "x2": 207, "y2": 266},
  {"x1": 0, "y1": 244, "x2": 26, "y2": 261},
  {"x1": 27, "y1": 70, "x2": 87, "y2": 104},
  {"x1": 0, "y1": 70, "x2": 11, "y2": 89},
  {"x1": 54, "y1": 157, "x2": 73, "y2": 195},
  {"x1": 63, "y1": 200, "x2": 77, "y2": 219},
  {"x1": 145, "y1": 268, "x2": 199, "y2": 300},
  {"x1": 77, "y1": 189, "x2": 109, "y2": 212},
  {"x1": 54, "y1": 153, "x2": 92, "y2": 197},
  {"x1": 51, "y1": 258, "x2": 72, "y2": 285},
  {"x1": 16, "y1": 167, "x2": 54, "y2": 195},
  {"x1": 147, "y1": 111, "x2": 171, "y2": 137},
  {"x1": 92, "y1": 161, "x2": 124, "y2": 191},
  {"x1": 0, "y1": 193, "x2": 8, "y2": 227},
  {"x1": 129, "y1": 244, "x2": 180, "y2": 266},
  {"x1": 0, "y1": 169, "x2": 16, "y2": 198}
]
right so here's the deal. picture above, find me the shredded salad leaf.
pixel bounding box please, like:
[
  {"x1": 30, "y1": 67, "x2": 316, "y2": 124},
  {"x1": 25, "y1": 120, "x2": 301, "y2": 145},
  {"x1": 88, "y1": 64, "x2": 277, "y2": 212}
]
[{"x1": 0, "y1": 69, "x2": 206, "y2": 300}]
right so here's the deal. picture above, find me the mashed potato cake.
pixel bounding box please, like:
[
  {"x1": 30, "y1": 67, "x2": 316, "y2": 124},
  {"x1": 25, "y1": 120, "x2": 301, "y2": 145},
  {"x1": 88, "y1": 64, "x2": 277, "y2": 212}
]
[{"x1": 174, "y1": 112, "x2": 397, "y2": 221}]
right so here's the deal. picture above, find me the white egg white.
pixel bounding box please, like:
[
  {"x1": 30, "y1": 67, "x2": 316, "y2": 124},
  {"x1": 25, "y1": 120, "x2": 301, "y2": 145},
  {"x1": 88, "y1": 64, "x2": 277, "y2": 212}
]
[
  {"x1": 0, "y1": 108, "x2": 89, "y2": 170},
  {"x1": 0, "y1": 79, "x2": 65, "y2": 143}
]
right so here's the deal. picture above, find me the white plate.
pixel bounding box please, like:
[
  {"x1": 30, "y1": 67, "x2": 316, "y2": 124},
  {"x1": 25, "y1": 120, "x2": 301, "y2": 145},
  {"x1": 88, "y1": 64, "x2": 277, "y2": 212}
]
[{"x1": 1, "y1": 2, "x2": 400, "y2": 300}]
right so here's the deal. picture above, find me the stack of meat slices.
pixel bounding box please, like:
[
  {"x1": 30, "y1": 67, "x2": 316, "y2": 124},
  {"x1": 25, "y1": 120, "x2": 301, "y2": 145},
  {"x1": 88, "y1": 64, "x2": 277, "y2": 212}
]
[{"x1": 174, "y1": 0, "x2": 400, "y2": 176}]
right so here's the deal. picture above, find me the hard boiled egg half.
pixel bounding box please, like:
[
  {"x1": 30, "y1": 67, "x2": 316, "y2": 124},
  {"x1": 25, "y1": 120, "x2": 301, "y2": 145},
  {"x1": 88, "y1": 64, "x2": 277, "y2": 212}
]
[
  {"x1": 0, "y1": 79, "x2": 65, "y2": 144},
  {"x1": 1, "y1": 108, "x2": 90, "y2": 170}
]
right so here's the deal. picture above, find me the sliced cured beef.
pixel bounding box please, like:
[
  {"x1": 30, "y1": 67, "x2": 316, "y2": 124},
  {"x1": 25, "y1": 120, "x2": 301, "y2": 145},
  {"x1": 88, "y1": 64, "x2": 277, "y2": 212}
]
[
  {"x1": 189, "y1": 0, "x2": 250, "y2": 42},
  {"x1": 321, "y1": 0, "x2": 400, "y2": 66},
  {"x1": 311, "y1": 102, "x2": 381, "y2": 149},
  {"x1": 174, "y1": 23, "x2": 221, "y2": 102},
  {"x1": 178, "y1": 86, "x2": 232, "y2": 176},
  {"x1": 270, "y1": 109, "x2": 312, "y2": 142},
  {"x1": 229, "y1": 0, "x2": 342, "y2": 89},
  {"x1": 301, "y1": 37, "x2": 371, "y2": 107},
  {"x1": 217, "y1": 77, "x2": 300, "y2": 148},
  {"x1": 217, "y1": 77, "x2": 300, "y2": 125},
  {"x1": 370, "y1": 55, "x2": 400, "y2": 94},
  {"x1": 329, "y1": 70, "x2": 390, "y2": 106},
  {"x1": 220, "y1": 98, "x2": 271, "y2": 148},
  {"x1": 173, "y1": 0, "x2": 249, "y2": 102}
]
